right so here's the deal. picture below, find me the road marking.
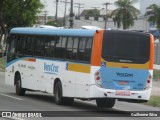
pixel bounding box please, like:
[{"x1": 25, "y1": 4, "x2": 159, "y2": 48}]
[
  {"x1": 0, "y1": 93, "x2": 23, "y2": 100},
  {"x1": 3, "y1": 117, "x2": 25, "y2": 120}
]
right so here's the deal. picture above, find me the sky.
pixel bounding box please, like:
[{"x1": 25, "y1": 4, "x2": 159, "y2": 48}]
[{"x1": 40, "y1": 0, "x2": 140, "y2": 17}]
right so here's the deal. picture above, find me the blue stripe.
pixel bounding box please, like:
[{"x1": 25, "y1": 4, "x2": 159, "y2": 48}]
[
  {"x1": 6, "y1": 57, "x2": 90, "y2": 68},
  {"x1": 44, "y1": 72, "x2": 58, "y2": 75},
  {"x1": 10, "y1": 28, "x2": 96, "y2": 37}
]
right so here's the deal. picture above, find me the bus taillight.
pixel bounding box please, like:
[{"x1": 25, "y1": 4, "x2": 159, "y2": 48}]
[
  {"x1": 144, "y1": 73, "x2": 152, "y2": 90},
  {"x1": 147, "y1": 80, "x2": 151, "y2": 84},
  {"x1": 95, "y1": 71, "x2": 102, "y2": 87},
  {"x1": 95, "y1": 71, "x2": 100, "y2": 76}
]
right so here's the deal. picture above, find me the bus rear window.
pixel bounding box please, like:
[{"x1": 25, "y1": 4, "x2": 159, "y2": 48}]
[{"x1": 102, "y1": 31, "x2": 150, "y2": 64}]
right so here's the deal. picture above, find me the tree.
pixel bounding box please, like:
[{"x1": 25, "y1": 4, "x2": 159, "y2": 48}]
[
  {"x1": 0, "y1": 0, "x2": 43, "y2": 44},
  {"x1": 0, "y1": 0, "x2": 6, "y2": 43},
  {"x1": 87, "y1": 9, "x2": 100, "y2": 16},
  {"x1": 3, "y1": 0, "x2": 43, "y2": 30},
  {"x1": 110, "y1": 0, "x2": 140, "y2": 29},
  {"x1": 146, "y1": 4, "x2": 160, "y2": 30}
]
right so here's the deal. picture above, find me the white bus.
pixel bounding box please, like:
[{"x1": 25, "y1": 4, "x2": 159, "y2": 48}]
[{"x1": 6, "y1": 28, "x2": 154, "y2": 108}]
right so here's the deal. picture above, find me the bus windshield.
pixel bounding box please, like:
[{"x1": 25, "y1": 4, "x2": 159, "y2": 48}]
[{"x1": 102, "y1": 31, "x2": 150, "y2": 64}]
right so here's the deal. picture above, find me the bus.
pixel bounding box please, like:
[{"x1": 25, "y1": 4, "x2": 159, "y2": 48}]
[{"x1": 6, "y1": 28, "x2": 154, "y2": 108}]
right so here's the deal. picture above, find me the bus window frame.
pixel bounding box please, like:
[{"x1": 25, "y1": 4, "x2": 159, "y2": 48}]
[{"x1": 8, "y1": 33, "x2": 94, "y2": 64}]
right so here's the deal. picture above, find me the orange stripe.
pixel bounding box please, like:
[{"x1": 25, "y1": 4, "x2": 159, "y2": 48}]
[
  {"x1": 25, "y1": 58, "x2": 36, "y2": 62},
  {"x1": 149, "y1": 34, "x2": 154, "y2": 69},
  {"x1": 91, "y1": 30, "x2": 104, "y2": 66}
]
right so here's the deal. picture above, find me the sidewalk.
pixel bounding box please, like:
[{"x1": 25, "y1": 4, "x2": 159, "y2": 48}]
[{"x1": 151, "y1": 81, "x2": 160, "y2": 96}]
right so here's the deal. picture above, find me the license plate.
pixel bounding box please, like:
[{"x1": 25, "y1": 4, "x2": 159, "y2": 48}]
[
  {"x1": 118, "y1": 81, "x2": 128, "y2": 85},
  {"x1": 115, "y1": 90, "x2": 130, "y2": 96}
]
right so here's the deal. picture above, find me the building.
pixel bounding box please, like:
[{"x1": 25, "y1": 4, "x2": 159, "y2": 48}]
[{"x1": 66, "y1": 8, "x2": 149, "y2": 31}]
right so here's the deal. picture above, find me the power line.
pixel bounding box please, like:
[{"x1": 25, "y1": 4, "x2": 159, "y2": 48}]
[
  {"x1": 91, "y1": 7, "x2": 100, "y2": 9},
  {"x1": 75, "y1": 3, "x2": 84, "y2": 19},
  {"x1": 61, "y1": 0, "x2": 71, "y2": 26}
]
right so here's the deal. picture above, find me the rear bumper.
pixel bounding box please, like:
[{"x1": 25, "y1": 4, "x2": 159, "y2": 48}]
[{"x1": 89, "y1": 85, "x2": 151, "y2": 102}]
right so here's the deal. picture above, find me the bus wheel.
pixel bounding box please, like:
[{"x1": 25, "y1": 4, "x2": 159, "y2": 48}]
[
  {"x1": 54, "y1": 81, "x2": 74, "y2": 105},
  {"x1": 15, "y1": 74, "x2": 26, "y2": 96},
  {"x1": 54, "y1": 81, "x2": 64, "y2": 105},
  {"x1": 96, "y1": 98, "x2": 115, "y2": 108}
]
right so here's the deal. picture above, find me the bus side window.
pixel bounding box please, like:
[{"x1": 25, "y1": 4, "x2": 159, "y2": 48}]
[
  {"x1": 55, "y1": 37, "x2": 67, "y2": 59},
  {"x1": 16, "y1": 35, "x2": 26, "y2": 57},
  {"x1": 51, "y1": 37, "x2": 56, "y2": 58},
  {"x1": 78, "y1": 38, "x2": 86, "y2": 62},
  {"x1": 61, "y1": 37, "x2": 67, "y2": 59},
  {"x1": 45, "y1": 36, "x2": 56, "y2": 58},
  {"x1": 25, "y1": 36, "x2": 35, "y2": 56},
  {"x1": 7, "y1": 35, "x2": 16, "y2": 62},
  {"x1": 72, "y1": 37, "x2": 78, "y2": 60},
  {"x1": 84, "y1": 38, "x2": 93, "y2": 63},
  {"x1": 55, "y1": 37, "x2": 62, "y2": 58},
  {"x1": 34, "y1": 36, "x2": 45, "y2": 57},
  {"x1": 66, "y1": 37, "x2": 73, "y2": 60}
]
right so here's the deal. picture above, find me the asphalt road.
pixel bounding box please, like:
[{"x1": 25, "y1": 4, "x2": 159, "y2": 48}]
[{"x1": 0, "y1": 72, "x2": 160, "y2": 120}]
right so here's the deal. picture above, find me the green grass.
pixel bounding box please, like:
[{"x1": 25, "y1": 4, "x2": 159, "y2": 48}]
[
  {"x1": 0, "y1": 57, "x2": 6, "y2": 72},
  {"x1": 153, "y1": 69, "x2": 160, "y2": 80},
  {"x1": 145, "y1": 96, "x2": 160, "y2": 107}
]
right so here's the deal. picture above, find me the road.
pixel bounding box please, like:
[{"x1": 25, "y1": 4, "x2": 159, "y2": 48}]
[{"x1": 0, "y1": 72, "x2": 160, "y2": 120}]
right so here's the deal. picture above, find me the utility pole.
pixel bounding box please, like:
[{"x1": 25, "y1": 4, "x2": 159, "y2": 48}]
[
  {"x1": 55, "y1": 0, "x2": 59, "y2": 23},
  {"x1": 75, "y1": 3, "x2": 84, "y2": 19},
  {"x1": 69, "y1": 0, "x2": 74, "y2": 28},
  {"x1": 61, "y1": 0, "x2": 70, "y2": 27},
  {"x1": 103, "y1": 2, "x2": 111, "y2": 29}
]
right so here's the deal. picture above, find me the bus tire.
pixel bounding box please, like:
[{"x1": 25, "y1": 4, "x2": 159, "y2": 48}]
[
  {"x1": 15, "y1": 74, "x2": 26, "y2": 96},
  {"x1": 54, "y1": 81, "x2": 74, "y2": 105},
  {"x1": 96, "y1": 98, "x2": 115, "y2": 108},
  {"x1": 54, "y1": 81, "x2": 64, "y2": 105}
]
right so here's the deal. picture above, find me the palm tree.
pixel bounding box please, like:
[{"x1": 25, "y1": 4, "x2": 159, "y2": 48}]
[
  {"x1": 110, "y1": 0, "x2": 140, "y2": 29},
  {"x1": 146, "y1": 4, "x2": 160, "y2": 30}
]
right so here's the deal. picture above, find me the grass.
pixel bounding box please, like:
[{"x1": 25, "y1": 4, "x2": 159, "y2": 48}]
[
  {"x1": 153, "y1": 69, "x2": 160, "y2": 80},
  {"x1": 145, "y1": 96, "x2": 160, "y2": 107},
  {"x1": 0, "y1": 57, "x2": 6, "y2": 72}
]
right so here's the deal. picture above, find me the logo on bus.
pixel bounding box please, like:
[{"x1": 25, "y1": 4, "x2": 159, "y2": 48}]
[
  {"x1": 116, "y1": 72, "x2": 133, "y2": 77},
  {"x1": 44, "y1": 62, "x2": 59, "y2": 74}
]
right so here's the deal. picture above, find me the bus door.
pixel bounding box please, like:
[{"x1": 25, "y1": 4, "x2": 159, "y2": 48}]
[{"x1": 6, "y1": 35, "x2": 17, "y2": 85}]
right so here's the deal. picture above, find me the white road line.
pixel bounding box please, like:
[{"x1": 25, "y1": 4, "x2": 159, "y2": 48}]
[
  {"x1": 0, "y1": 93, "x2": 23, "y2": 100},
  {"x1": 3, "y1": 117, "x2": 26, "y2": 120}
]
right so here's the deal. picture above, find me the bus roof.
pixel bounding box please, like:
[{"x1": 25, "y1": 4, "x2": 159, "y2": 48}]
[{"x1": 10, "y1": 28, "x2": 97, "y2": 37}]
